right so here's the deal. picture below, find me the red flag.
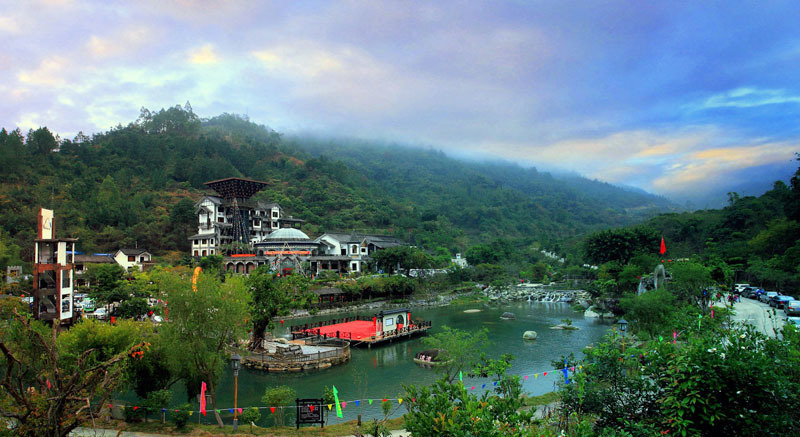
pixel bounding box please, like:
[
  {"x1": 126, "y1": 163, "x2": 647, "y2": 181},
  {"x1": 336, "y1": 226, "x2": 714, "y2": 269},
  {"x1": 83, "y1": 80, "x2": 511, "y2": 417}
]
[
  {"x1": 200, "y1": 382, "x2": 207, "y2": 416},
  {"x1": 660, "y1": 237, "x2": 666, "y2": 255}
]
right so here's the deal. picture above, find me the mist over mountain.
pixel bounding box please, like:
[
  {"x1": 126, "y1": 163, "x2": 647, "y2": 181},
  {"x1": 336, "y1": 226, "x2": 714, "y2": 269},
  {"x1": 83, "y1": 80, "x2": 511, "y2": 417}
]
[{"x1": 1, "y1": 107, "x2": 677, "y2": 259}]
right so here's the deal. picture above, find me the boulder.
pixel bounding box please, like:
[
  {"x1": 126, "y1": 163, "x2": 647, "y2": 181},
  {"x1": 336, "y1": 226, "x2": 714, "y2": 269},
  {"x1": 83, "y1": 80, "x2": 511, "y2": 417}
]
[
  {"x1": 522, "y1": 330, "x2": 538, "y2": 340},
  {"x1": 584, "y1": 306, "x2": 601, "y2": 318},
  {"x1": 500, "y1": 312, "x2": 516, "y2": 319}
]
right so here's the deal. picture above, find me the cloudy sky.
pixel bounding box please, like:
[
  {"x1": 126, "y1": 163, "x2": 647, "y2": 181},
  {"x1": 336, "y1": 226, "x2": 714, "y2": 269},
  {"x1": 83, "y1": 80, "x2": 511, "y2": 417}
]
[{"x1": 3, "y1": 0, "x2": 799, "y2": 205}]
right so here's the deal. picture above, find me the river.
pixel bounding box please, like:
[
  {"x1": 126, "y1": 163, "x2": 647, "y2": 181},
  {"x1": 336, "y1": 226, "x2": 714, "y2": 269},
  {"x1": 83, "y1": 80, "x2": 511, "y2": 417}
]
[{"x1": 171, "y1": 300, "x2": 613, "y2": 427}]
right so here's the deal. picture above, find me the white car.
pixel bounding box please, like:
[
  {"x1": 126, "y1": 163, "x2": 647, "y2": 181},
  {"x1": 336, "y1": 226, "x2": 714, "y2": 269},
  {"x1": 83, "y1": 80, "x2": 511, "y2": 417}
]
[{"x1": 92, "y1": 307, "x2": 108, "y2": 320}]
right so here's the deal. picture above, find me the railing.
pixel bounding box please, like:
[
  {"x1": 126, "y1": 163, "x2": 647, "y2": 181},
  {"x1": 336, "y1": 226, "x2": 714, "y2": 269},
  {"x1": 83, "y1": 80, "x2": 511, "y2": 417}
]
[
  {"x1": 243, "y1": 343, "x2": 350, "y2": 365},
  {"x1": 290, "y1": 315, "x2": 375, "y2": 333}
]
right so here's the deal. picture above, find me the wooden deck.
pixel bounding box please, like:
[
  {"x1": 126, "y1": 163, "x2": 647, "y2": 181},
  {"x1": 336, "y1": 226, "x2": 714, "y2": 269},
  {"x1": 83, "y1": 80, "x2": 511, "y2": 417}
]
[{"x1": 291, "y1": 316, "x2": 431, "y2": 348}]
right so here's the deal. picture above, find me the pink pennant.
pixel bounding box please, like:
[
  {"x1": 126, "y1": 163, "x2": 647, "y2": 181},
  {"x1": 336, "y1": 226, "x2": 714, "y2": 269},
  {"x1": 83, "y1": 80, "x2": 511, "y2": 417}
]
[
  {"x1": 237, "y1": 408, "x2": 242, "y2": 414},
  {"x1": 109, "y1": 404, "x2": 113, "y2": 409},
  {"x1": 342, "y1": 401, "x2": 347, "y2": 408},
  {"x1": 524, "y1": 375, "x2": 528, "y2": 380},
  {"x1": 46, "y1": 379, "x2": 51, "y2": 390},
  {"x1": 470, "y1": 386, "x2": 475, "y2": 390},
  {"x1": 570, "y1": 366, "x2": 575, "y2": 372}
]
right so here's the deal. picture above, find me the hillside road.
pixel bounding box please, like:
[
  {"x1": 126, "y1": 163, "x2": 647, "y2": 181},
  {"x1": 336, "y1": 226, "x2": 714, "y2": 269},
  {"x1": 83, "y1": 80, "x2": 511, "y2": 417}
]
[{"x1": 728, "y1": 297, "x2": 786, "y2": 337}]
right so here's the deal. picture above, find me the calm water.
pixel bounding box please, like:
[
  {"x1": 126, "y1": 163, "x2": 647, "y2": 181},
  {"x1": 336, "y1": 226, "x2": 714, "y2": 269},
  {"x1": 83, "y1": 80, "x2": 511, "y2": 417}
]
[{"x1": 181, "y1": 301, "x2": 612, "y2": 426}]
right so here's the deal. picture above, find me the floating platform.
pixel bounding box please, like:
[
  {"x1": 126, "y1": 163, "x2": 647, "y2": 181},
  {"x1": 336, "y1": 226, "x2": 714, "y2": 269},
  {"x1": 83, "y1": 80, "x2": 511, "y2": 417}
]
[{"x1": 290, "y1": 308, "x2": 431, "y2": 347}]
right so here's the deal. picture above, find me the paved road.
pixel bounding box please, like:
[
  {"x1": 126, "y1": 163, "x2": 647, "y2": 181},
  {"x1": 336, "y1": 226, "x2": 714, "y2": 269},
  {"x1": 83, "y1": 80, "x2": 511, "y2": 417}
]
[{"x1": 728, "y1": 297, "x2": 786, "y2": 337}]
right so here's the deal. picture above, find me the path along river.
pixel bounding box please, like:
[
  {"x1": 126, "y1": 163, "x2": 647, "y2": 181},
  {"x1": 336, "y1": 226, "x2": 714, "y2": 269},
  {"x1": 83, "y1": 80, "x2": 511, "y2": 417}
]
[{"x1": 142, "y1": 301, "x2": 612, "y2": 427}]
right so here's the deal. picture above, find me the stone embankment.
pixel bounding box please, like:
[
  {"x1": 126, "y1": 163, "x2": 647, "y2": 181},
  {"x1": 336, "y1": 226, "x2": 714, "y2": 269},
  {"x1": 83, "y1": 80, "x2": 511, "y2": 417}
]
[
  {"x1": 484, "y1": 283, "x2": 592, "y2": 305},
  {"x1": 243, "y1": 341, "x2": 351, "y2": 372}
]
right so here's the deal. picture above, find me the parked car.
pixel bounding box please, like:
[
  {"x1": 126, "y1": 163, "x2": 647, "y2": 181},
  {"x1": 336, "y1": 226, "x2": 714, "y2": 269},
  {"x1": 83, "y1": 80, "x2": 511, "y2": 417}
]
[
  {"x1": 770, "y1": 295, "x2": 794, "y2": 309},
  {"x1": 787, "y1": 316, "x2": 800, "y2": 326},
  {"x1": 760, "y1": 291, "x2": 778, "y2": 304},
  {"x1": 741, "y1": 287, "x2": 757, "y2": 298},
  {"x1": 784, "y1": 300, "x2": 800, "y2": 316},
  {"x1": 92, "y1": 307, "x2": 108, "y2": 320},
  {"x1": 735, "y1": 283, "x2": 750, "y2": 293}
]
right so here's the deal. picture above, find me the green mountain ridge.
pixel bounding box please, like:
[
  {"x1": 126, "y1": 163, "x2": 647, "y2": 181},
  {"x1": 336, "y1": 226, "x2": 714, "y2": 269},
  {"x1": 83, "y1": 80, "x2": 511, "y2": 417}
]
[{"x1": 1, "y1": 105, "x2": 675, "y2": 263}]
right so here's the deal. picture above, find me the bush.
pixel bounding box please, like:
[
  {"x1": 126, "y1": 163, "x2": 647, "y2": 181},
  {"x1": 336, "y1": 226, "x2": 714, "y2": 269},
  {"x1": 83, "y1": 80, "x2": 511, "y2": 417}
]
[
  {"x1": 240, "y1": 407, "x2": 261, "y2": 432},
  {"x1": 172, "y1": 403, "x2": 191, "y2": 429}
]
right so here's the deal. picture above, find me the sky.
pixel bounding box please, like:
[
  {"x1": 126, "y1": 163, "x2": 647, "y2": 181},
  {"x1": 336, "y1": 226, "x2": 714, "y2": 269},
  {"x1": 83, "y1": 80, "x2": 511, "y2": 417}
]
[{"x1": 2, "y1": 0, "x2": 800, "y2": 206}]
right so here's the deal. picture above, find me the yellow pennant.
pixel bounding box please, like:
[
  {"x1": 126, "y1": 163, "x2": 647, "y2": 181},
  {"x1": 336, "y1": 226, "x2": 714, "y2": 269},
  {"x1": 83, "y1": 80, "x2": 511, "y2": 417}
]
[
  {"x1": 535, "y1": 373, "x2": 538, "y2": 379},
  {"x1": 189, "y1": 411, "x2": 194, "y2": 416},
  {"x1": 579, "y1": 365, "x2": 583, "y2": 370},
  {"x1": 328, "y1": 404, "x2": 332, "y2": 410},
  {"x1": 398, "y1": 398, "x2": 403, "y2": 404}
]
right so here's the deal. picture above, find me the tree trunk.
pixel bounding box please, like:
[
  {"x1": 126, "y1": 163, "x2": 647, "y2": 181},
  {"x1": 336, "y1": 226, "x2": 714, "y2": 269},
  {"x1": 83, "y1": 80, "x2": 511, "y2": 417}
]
[
  {"x1": 209, "y1": 381, "x2": 224, "y2": 427},
  {"x1": 250, "y1": 320, "x2": 268, "y2": 350}
]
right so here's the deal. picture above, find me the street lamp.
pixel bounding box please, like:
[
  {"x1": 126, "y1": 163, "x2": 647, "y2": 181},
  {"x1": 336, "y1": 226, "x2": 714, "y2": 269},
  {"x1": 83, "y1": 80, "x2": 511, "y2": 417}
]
[
  {"x1": 230, "y1": 352, "x2": 241, "y2": 431},
  {"x1": 618, "y1": 318, "x2": 628, "y2": 354}
]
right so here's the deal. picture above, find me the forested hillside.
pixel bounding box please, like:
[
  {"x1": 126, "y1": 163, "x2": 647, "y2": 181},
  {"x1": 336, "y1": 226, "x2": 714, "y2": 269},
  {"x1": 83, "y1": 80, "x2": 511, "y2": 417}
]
[
  {"x1": 582, "y1": 159, "x2": 800, "y2": 290},
  {"x1": 0, "y1": 104, "x2": 673, "y2": 267}
]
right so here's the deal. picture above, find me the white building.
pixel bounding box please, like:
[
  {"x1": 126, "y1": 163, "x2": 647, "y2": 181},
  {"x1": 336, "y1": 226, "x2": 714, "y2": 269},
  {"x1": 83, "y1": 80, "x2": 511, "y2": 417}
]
[
  {"x1": 113, "y1": 248, "x2": 152, "y2": 272},
  {"x1": 313, "y1": 232, "x2": 403, "y2": 274}
]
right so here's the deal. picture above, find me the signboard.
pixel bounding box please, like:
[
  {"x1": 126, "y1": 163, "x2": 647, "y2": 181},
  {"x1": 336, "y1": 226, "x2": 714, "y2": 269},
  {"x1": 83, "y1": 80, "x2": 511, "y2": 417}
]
[{"x1": 296, "y1": 398, "x2": 324, "y2": 429}]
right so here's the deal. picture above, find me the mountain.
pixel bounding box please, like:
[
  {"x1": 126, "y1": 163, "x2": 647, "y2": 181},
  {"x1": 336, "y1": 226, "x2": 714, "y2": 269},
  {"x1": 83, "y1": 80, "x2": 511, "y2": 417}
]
[{"x1": 0, "y1": 105, "x2": 676, "y2": 262}]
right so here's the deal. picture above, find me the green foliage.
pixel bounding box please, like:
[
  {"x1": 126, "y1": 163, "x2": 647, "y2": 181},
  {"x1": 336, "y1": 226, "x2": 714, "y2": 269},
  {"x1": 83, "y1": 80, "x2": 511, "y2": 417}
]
[
  {"x1": 85, "y1": 263, "x2": 126, "y2": 305},
  {"x1": 247, "y1": 266, "x2": 290, "y2": 347},
  {"x1": 420, "y1": 326, "x2": 489, "y2": 383},
  {"x1": 619, "y1": 289, "x2": 676, "y2": 338},
  {"x1": 241, "y1": 407, "x2": 261, "y2": 432},
  {"x1": 172, "y1": 403, "x2": 192, "y2": 429},
  {"x1": 0, "y1": 313, "x2": 142, "y2": 436},
  {"x1": 584, "y1": 226, "x2": 660, "y2": 265},
  {"x1": 403, "y1": 354, "x2": 533, "y2": 437},
  {"x1": 668, "y1": 261, "x2": 713, "y2": 304},
  {"x1": 261, "y1": 385, "x2": 296, "y2": 427},
  {"x1": 156, "y1": 268, "x2": 249, "y2": 418}
]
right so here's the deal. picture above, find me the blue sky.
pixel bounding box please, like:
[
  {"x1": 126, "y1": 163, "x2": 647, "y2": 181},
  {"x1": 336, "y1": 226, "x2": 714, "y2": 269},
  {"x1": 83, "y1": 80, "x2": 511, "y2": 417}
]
[{"x1": 2, "y1": 0, "x2": 799, "y2": 205}]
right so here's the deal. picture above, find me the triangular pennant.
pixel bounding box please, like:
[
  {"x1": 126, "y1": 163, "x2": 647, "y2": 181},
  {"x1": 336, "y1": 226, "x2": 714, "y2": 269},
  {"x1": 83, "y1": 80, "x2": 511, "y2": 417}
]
[
  {"x1": 534, "y1": 373, "x2": 538, "y2": 379},
  {"x1": 189, "y1": 411, "x2": 193, "y2": 416},
  {"x1": 355, "y1": 400, "x2": 360, "y2": 406},
  {"x1": 328, "y1": 404, "x2": 332, "y2": 410},
  {"x1": 543, "y1": 372, "x2": 547, "y2": 376},
  {"x1": 470, "y1": 386, "x2": 475, "y2": 390},
  {"x1": 270, "y1": 407, "x2": 275, "y2": 413},
  {"x1": 309, "y1": 405, "x2": 314, "y2": 412},
  {"x1": 570, "y1": 366, "x2": 575, "y2": 372},
  {"x1": 481, "y1": 384, "x2": 485, "y2": 388},
  {"x1": 162, "y1": 408, "x2": 166, "y2": 412},
  {"x1": 398, "y1": 398, "x2": 403, "y2": 404},
  {"x1": 108, "y1": 404, "x2": 113, "y2": 409},
  {"x1": 342, "y1": 401, "x2": 347, "y2": 409},
  {"x1": 382, "y1": 398, "x2": 387, "y2": 402},
  {"x1": 238, "y1": 408, "x2": 242, "y2": 414},
  {"x1": 369, "y1": 399, "x2": 373, "y2": 405},
  {"x1": 229, "y1": 408, "x2": 234, "y2": 413},
  {"x1": 524, "y1": 375, "x2": 528, "y2": 381}
]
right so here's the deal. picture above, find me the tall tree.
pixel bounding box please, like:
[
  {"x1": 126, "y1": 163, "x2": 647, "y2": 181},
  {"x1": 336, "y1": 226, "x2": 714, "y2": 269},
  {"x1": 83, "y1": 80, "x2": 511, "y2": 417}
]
[{"x1": 156, "y1": 269, "x2": 249, "y2": 427}]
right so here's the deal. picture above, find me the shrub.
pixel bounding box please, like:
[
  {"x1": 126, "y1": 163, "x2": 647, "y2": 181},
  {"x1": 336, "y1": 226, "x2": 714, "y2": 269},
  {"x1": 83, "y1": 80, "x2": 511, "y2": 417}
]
[{"x1": 172, "y1": 403, "x2": 191, "y2": 429}]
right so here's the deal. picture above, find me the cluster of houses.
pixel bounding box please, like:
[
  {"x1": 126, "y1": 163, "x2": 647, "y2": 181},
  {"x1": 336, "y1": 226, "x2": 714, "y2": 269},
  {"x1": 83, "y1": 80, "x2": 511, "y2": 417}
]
[{"x1": 190, "y1": 177, "x2": 405, "y2": 276}]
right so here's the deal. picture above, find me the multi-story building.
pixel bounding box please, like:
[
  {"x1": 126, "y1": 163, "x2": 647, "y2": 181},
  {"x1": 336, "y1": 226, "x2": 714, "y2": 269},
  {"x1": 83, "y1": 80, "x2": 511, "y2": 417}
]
[
  {"x1": 189, "y1": 177, "x2": 303, "y2": 257},
  {"x1": 33, "y1": 208, "x2": 76, "y2": 323},
  {"x1": 313, "y1": 232, "x2": 403, "y2": 274}
]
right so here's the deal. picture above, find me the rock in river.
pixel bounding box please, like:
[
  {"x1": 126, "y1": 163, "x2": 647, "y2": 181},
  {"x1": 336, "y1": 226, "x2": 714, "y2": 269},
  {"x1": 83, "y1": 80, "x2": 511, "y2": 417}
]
[
  {"x1": 500, "y1": 312, "x2": 516, "y2": 319},
  {"x1": 522, "y1": 330, "x2": 538, "y2": 340}
]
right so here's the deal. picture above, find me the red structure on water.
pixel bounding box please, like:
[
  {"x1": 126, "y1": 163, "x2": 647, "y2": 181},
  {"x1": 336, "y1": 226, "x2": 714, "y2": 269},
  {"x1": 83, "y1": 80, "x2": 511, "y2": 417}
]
[{"x1": 291, "y1": 308, "x2": 431, "y2": 347}]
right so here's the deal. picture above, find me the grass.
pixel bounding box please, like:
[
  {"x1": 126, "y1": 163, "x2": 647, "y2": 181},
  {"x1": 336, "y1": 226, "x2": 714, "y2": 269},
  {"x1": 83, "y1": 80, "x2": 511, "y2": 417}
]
[
  {"x1": 521, "y1": 391, "x2": 560, "y2": 408},
  {"x1": 86, "y1": 416, "x2": 406, "y2": 436}
]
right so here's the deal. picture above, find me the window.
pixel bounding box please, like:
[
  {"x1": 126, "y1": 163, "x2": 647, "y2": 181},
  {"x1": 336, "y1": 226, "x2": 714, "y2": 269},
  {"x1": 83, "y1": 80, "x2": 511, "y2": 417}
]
[
  {"x1": 128, "y1": 255, "x2": 134, "y2": 262},
  {"x1": 202, "y1": 250, "x2": 207, "y2": 256},
  {"x1": 272, "y1": 222, "x2": 278, "y2": 228},
  {"x1": 194, "y1": 250, "x2": 199, "y2": 256},
  {"x1": 351, "y1": 245, "x2": 357, "y2": 253},
  {"x1": 140, "y1": 256, "x2": 145, "y2": 262},
  {"x1": 218, "y1": 217, "x2": 224, "y2": 223},
  {"x1": 352, "y1": 262, "x2": 358, "y2": 270},
  {"x1": 202, "y1": 239, "x2": 207, "y2": 244},
  {"x1": 341, "y1": 249, "x2": 347, "y2": 256},
  {"x1": 210, "y1": 250, "x2": 215, "y2": 255},
  {"x1": 272, "y1": 211, "x2": 279, "y2": 218},
  {"x1": 361, "y1": 247, "x2": 367, "y2": 254},
  {"x1": 61, "y1": 271, "x2": 70, "y2": 288}
]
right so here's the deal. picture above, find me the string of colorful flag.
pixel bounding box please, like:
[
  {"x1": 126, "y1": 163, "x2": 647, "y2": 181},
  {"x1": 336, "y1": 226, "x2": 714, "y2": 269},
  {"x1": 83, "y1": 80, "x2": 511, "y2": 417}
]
[{"x1": 99, "y1": 362, "x2": 585, "y2": 417}]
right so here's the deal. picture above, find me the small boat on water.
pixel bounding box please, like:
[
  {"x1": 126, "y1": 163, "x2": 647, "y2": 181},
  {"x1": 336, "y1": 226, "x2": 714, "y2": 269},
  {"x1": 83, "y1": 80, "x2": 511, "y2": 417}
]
[{"x1": 413, "y1": 349, "x2": 451, "y2": 367}]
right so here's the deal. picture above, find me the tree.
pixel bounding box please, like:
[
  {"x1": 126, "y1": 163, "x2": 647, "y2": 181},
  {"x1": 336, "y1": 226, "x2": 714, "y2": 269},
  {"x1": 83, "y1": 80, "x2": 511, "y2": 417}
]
[
  {"x1": 85, "y1": 263, "x2": 125, "y2": 305},
  {"x1": 0, "y1": 312, "x2": 144, "y2": 436},
  {"x1": 418, "y1": 326, "x2": 489, "y2": 384},
  {"x1": 26, "y1": 127, "x2": 58, "y2": 155},
  {"x1": 246, "y1": 266, "x2": 291, "y2": 349},
  {"x1": 156, "y1": 269, "x2": 249, "y2": 427},
  {"x1": 619, "y1": 288, "x2": 677, "y2": 338},
  {"x1": 584, "y1": 226, "x2": 660, "y2": 265},
  {"x1": 261, "y1": 385, "x2": 296, "y2": 428},
  {"x1": 668, "y1": 261, "x2": 713, "y2": 305},
  {"x1": 403, "y1": 354, "x2": 533, "y2": 436}
]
